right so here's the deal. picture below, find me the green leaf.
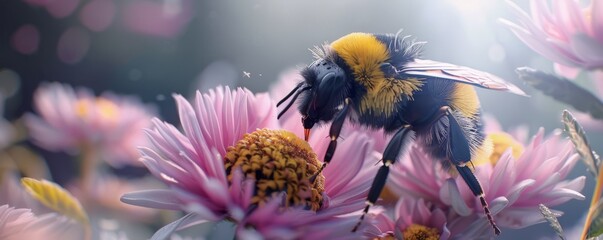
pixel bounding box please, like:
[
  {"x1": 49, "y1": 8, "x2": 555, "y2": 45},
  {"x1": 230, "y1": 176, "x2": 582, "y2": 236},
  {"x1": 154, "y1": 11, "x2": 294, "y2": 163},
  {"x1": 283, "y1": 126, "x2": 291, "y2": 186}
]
[
  {"x1": 21, "y1": 177, "x2": 89, "y2": 224},
  {"x1": 516, "y1": 67, "x2": 603, "y2": 120},
  {"x1": 539, "y1": 204, "x2": 565, "y2": 240},
  {"x1": 587, "y1": 201, "x2": 603, "y2": 239},
  {"x1": 562, "y1": 110, "x2": 600, "y2": 177}
]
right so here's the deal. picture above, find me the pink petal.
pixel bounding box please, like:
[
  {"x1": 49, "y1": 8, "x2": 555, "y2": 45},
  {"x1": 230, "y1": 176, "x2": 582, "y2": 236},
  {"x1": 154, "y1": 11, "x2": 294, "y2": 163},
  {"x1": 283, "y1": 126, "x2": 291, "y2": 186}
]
[
  {"x1": 194, "y1": 91, "x2": 226, "y2": 154},
  {"x1": 504, "y1": 179, "x2": 535, "y2": 205},
  {"x1": 500, "y1": 19, "x2": 580, "y2": 66},
  {"x1": 441, "y1": 179, "x2": 472, "y2": 216},
  {"x1": 324, "y1": 133, "x2": 371, "y2": 195},
  {"x1": 558, "y1": 176, "x2": 586, "y2": 193},
  {"x1": 201, "y1": 178, "x2": 231, "y2": 206},
  {"x1": 554, "y1": 0, "x2": 588, "y2": 37},
  {"x1": 488, "y1": 196, "x2": 509, "y2": 215},
  {"x1": 593, "y1": 0, "x2": 603, "y2": 42},
  {"x1": 554, "y1": 63, "x2": 581, "y2": 79},
  {"x1": 498, "y1": 208, "x2": 556, "y2": 228},
  {"x1": 246, "y1": 193, "x2": 285, "y2": 223},
  {"x1": 489, "y1": 150, "x2": 516, "y2": 196},
  {"x1": 181, "y1": 203, "x2": 221, "y2": 222},
  {"x1": 174, "y1": 95, "x2": 216, "y2": 173},
  {"x1": 530, "y1": 0, "x2": 554, "y2": 32},
  {"x1": 570, "y1": 34, "x2": 603, "y2": 67},
  {"x1": 120, "y1": 190, "x2": 183, "y2": 210},
  {"x1": 228, "y1": 168, "x2": 253, "y2": 210}
]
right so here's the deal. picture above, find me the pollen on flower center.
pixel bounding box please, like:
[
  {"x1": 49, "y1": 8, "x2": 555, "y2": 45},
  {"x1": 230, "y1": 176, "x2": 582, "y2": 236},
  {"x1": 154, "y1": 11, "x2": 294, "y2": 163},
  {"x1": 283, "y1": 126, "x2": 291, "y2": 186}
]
[
  {"x1": 472, "y1": 131, "x2": 524, "y2": 166},
  {"x1": 75, "y1": 98, "x2": 119, "y2": 121},
  {"x1": 487, "y1": 132, "x2": 523, "y2": 164},
  {"x1": 224, "y1": 129, "x2": 325, "y2": 211},
  {"x1": 402, "y1": 224, "x2": 440, "y2": 240}
]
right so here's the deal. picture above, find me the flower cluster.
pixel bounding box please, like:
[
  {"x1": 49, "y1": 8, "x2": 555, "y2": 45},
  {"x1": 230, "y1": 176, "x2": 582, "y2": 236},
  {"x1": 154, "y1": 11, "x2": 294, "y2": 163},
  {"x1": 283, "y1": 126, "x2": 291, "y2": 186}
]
[
  {"x1": 1, "y1": 1, "x2": 594, "y2": 238},
  {"x1": 121, "y1": 86, "x2": 380, "y2": 239},
  {"x1": 0, "y1": 68, "x2": 586, "y2": 239},
  {"x1": 113, "y1": 69, "x2": 584, "y2": 239},
  {"x1": 381, "y1": 119, "x2": 584, "y2": 239}
]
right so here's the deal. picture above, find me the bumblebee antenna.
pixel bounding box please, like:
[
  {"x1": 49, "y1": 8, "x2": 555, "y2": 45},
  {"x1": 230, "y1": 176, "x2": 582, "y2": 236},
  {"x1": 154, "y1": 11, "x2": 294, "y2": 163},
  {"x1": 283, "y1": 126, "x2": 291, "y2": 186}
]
[
  {"x1": 277, "y1": 86, "x2": 311, "y2": 119},
  {"x1": 277, "y1": 82, "x2": 303, "y2": 107}
]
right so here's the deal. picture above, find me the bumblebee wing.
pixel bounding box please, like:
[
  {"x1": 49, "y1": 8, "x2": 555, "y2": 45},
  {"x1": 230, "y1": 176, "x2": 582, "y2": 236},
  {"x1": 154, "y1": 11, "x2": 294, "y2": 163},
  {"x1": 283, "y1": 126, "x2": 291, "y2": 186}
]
[{"x1": 401, "y1": 59, "x2": 528, "y2": 96}]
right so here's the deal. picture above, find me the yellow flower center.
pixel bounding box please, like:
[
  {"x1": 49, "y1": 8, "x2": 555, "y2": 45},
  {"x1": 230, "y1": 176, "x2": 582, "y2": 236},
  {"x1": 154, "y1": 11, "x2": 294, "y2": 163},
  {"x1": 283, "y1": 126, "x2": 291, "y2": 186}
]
[
  {"x1": 403, "y1": 224, "x2": 440, "y2": 240},
  {"x1": 224, "y1": 129, "x2": 325, "y2": 211},
  {"x1": 473, "y1": 131, "x2": 524, "y2": 166},
  {"x1": 75, "y1": 98, "x2": 119, "y2": 121}
]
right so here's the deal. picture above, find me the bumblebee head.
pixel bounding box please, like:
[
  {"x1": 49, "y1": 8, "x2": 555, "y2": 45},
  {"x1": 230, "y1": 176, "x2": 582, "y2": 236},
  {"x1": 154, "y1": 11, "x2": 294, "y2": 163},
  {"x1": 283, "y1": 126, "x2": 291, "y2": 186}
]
[{"x1": 277, "y1": 58, "x2": 348, "y2": 140}]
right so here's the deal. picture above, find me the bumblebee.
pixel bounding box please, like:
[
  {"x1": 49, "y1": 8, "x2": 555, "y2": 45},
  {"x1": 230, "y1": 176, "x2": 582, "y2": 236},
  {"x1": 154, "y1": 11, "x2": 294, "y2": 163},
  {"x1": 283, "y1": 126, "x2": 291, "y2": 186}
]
[{"x1": 277, "y1": 31, "x2": 526, "y2": 235}]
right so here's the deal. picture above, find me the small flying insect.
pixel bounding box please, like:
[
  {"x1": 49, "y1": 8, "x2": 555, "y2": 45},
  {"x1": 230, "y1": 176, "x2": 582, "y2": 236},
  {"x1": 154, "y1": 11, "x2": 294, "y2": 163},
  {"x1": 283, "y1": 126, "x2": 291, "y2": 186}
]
[{"x1": 277, "y1": 31, "x2": 527, "y2": 236}]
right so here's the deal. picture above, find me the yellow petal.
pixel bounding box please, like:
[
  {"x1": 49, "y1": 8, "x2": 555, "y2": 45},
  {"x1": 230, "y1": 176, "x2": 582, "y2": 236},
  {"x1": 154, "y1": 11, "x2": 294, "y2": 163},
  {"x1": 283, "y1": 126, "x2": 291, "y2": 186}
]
[{"x1": 21, "y1": 177, "x2": 88, "y2": 224}]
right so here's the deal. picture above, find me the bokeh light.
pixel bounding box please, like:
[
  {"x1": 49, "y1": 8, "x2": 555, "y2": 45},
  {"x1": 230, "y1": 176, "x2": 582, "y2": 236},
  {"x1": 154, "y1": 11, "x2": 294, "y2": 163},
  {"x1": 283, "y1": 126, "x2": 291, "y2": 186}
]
[
  {"x1": 57, "y1": 27, "x2": 90, "y2": 64},
  {"x1": 79, "y1": 0, "x2": 116, "y2": 32},
  {"x1": 11, "y1": 24, "x2": 40, "y2": 55}
]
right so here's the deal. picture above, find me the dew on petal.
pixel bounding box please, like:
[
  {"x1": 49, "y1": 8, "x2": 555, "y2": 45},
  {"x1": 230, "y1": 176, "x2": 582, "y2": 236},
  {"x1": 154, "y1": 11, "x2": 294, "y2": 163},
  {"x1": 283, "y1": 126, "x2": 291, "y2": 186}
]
[
  {"x1": 11, "y1": 24, "x2": 40, "y2": 55},
  {"x1": 79, "y1": 0, "x2": 116, "y2": 32},
  {"x1": 57, "y1": 27, "x2": 91, "y2": 64},
  {"x1": 45, "y1": 0, "x2": 80, "y2": 18}
]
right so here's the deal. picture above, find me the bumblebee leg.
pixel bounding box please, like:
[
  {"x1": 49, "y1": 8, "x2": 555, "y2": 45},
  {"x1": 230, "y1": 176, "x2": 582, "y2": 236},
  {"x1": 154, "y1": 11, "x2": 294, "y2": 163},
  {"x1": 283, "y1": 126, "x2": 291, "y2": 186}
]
[
  {"x1": 352, "y1": 125, "x2": 414, "y2": 232},
  {"x1": 310, "y1": 98, "x2": 350, "y2": 183},
  {"x1": 445, "y1": 109, "x2": 501, "y2": 235}
]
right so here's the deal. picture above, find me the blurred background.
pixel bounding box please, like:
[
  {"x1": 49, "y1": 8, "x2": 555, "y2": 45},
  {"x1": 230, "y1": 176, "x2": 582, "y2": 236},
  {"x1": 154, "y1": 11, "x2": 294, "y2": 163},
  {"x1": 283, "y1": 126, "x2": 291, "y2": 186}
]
[{"x1": 0, "y1": 0, "x2": 596, "y2": 239}]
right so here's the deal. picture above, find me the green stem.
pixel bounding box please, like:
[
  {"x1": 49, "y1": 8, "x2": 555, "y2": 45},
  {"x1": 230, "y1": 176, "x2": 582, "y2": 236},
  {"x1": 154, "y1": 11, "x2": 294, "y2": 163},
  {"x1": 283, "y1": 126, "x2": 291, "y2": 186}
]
[
  {"x1": 581, "y1": 163, "x2": 603, "y2": 239},
  {"x1": 79, "y1": 144, "x2": 98, "y2": 240}
]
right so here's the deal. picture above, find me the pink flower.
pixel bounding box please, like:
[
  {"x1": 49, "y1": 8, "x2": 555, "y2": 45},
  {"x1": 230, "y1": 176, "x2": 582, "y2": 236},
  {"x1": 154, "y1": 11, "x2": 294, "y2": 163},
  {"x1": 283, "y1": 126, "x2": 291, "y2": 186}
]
[
  {"x1": 500, "y1": 0, "x2": 603, "y2": 76},
  {"x1": 122, "y1": 86, "x2": 379, "y2": 239},
  {"x1": 24, "y1": 82, "x2": 156, "y2": 167},
  {"x1": 365, "y1": 198, "x2": 451, "y2": 240},
  {"x1": 0, "y1": 204, "x2": 83, "y2": 240},
  {"x1": 389, "y1": 125, "x2": 585, "y2": 236}
]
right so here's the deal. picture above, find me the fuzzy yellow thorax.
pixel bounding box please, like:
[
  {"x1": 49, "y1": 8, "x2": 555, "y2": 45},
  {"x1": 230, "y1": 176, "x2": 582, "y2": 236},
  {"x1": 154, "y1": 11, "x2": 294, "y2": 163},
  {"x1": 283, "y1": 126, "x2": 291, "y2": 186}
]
[
  {"x1": 330, "y1": 33, "x2": 422, "y2": 117},
  {"x1": 450, "y1": 83, "x2": 480, "y2": 119}
]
